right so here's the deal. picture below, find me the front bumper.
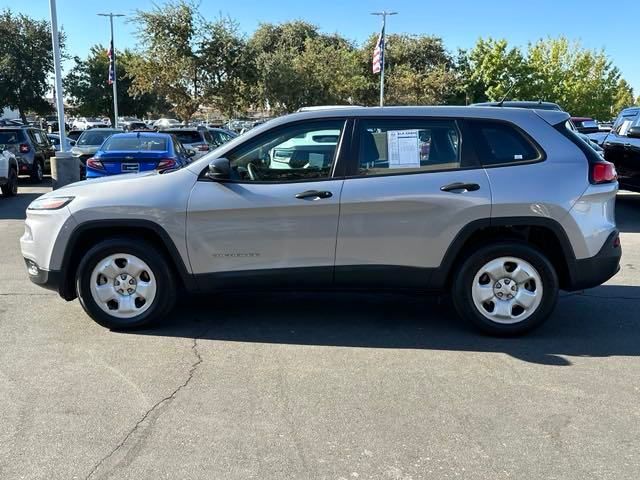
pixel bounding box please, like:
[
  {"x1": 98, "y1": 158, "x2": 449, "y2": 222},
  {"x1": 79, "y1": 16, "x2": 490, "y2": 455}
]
[
  {"x1": 565, "y1": 230, "x2": 622, "y2": 291},
  {"x1": 24, "y1": 258, "x2": 63, "y2": 293}
]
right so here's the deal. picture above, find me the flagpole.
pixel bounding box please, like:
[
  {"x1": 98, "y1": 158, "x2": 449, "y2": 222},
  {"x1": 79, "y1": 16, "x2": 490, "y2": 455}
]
[
  {"x1": 371, "y1": 11, "x2": 397, "y2": 107},
  {"x1": 98, "y1": 13, "x2": 125, "y2": 128},
  {"x1": 48, "y1": 0, "x2": 68, "y2": 151}
]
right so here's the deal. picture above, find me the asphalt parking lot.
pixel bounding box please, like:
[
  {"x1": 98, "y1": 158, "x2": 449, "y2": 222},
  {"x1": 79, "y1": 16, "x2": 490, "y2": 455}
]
[{"x1": 1, "y1": 179, "x2": 639, "y2": 480}]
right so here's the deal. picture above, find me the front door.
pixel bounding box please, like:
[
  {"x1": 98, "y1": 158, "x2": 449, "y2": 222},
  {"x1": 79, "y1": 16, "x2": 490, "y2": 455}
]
[
  {"x1": 187, "y1": 119, "x2": 350, "y2": 288},
  {"x1": 334, "y1": 117, "x2": 492, "y2": 288}
]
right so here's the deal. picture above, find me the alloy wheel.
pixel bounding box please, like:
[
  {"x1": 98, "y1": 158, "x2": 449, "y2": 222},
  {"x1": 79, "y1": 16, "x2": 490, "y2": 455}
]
[
  {"x1": 471, "y1": 256, "x2": 543, "y2": 324},
  {"x1": 89, "y1": 253, "x2": 157, "y2": 319}
]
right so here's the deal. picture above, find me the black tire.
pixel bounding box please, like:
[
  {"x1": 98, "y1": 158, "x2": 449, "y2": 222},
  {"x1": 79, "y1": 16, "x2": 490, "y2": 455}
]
[
  {"x1": 452, "y1": 242, "x2": 559, "y2": 336},
  {"x1": 75, "y1": 238, "x2": 176, "y2": 330},
  {"x1": 30, "y1": 159, "x2": 44, "y2": 183},
  {"x1": 1, "y1": 167, "x2": 18, "y2": 197}
]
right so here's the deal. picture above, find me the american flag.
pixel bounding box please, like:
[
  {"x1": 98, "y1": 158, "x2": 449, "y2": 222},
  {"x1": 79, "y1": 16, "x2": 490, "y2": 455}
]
[
  {"x1": 372, "y1": 25, "x2": 385, "y2": 74},
  {"x1": 107, "y1": 40, "x2": 114, "y2": 85}
]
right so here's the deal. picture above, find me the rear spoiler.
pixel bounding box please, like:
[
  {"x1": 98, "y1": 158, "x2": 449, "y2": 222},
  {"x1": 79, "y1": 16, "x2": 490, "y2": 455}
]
[{"x1": 533, "y1": 109, "x2": 570, "y2": 126}]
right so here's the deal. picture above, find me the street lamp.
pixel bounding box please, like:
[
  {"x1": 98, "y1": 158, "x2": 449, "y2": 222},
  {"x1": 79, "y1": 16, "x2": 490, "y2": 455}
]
[
  {"x1": 48, "y1": 0, "x2": 67, "y2": 151},
  {"x1": 97, "y1": 13, "x2": 125, "y2": 128},
  {"x1": 371, "y1": 11, "x2": 397, "y2": 107}
]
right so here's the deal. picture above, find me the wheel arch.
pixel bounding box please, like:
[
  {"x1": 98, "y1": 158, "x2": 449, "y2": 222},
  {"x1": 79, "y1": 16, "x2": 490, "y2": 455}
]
[
  {"x1": 58, "y1": 219, "x2": 196, "y2": 300},
  {"x1": 431, "y1": 217, "x2": 575, "y2": 291}
]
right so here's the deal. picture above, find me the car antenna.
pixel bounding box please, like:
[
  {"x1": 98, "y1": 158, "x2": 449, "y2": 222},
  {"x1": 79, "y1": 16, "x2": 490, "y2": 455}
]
[{"x1": 496, "y1": 81, "x2": 516, "y2": 107}]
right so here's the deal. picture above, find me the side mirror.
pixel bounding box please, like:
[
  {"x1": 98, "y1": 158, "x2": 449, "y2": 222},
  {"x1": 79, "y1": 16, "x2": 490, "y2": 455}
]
[
  {"x1": 206, "y1": 157, "x2": 231, "y2": 180},
  {"x1": 187, "y1": 148, "x2": 197, "y2": 158},
  {"x1": 627, "y1": 126, "x2": 640, "y2": 139}
]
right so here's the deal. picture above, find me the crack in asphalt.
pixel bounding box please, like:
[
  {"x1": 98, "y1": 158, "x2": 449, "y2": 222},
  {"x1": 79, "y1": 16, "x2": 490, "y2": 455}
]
[{"x1": 84, "y1": 334, "x2": 205, "y2": 480}]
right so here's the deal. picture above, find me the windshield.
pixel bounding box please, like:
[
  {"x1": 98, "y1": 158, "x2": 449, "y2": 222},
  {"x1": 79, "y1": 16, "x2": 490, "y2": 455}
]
[
  {"x1": 102, "y1": 136, "x2": 168, "y2": 151},
  {"x1": 77, "y1": 130, "x2": 119, "y2": 146}
]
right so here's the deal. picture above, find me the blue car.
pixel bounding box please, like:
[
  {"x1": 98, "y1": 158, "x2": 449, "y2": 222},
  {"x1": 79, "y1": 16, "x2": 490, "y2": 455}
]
[{"x1": 86, "y1": 132, "x2": 194, "y2": 178}]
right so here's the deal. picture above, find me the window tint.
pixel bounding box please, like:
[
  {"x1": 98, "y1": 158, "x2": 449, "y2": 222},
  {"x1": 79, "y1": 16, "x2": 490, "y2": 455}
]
[
  {"x1": 471, "y1": 121, "x2": 540, "y2": 166},
  {"x1": 614, "y1": 110, "x2": 639, "y2": 136},
  {"x1": 103, "y1": 136, "x2": 168, "y2": 151},
  {"x1": 77, "y1": 130, "x2": 118, "y2": 146},
  {"x1": 357, "y1": 119, "x2": 461, "y2": 176},
  {"x1": 0, "y1": 130, "x2": 26, "y2": 144},
  {"x1": 167, "y1": 131, "x2": 202, "y2": 144},
  {"x1": 225, "y1": 120, "x2": 344, "y2": 182}
]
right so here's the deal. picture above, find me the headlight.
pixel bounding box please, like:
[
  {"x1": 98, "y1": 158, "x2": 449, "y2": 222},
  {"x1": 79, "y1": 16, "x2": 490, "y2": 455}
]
[{"x1": 28, "y1": 196, "x2": 74, "y2": 210}]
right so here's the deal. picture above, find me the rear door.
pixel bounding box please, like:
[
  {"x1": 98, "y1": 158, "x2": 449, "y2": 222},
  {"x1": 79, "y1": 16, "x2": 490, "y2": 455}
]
[{"x1": 334, "y1": 117, "x2": 492, "y2": 288}]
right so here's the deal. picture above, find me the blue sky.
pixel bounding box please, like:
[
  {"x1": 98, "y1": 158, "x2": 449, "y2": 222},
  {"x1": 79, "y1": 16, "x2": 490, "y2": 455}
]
[{"x1": 5, "y1": 0, "x2": 640, "y2": 95}]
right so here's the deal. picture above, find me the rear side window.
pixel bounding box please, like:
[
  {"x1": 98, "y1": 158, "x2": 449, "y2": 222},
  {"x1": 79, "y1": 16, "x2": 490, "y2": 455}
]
[
  {"x1": 168, "y1": 131, "x2": 202, "y2": 144},
  {"x1": 0, "y1": 130, "x2": 26, "y2": 144},
  {"x1": 469, "y1": 121, "x2": 541, "y2": 166},
  {"x1": 357, "y1": 119, "x2": 463, "y2": 176}
]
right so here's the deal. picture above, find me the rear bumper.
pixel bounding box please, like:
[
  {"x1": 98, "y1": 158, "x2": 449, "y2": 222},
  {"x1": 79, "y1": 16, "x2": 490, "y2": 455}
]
[{"x1": 565, "y1": 230, "x2": 621, "y2": 291}]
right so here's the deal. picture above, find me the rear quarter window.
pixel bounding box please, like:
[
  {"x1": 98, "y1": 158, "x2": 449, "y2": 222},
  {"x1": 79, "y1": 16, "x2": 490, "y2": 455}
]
[{"x1": 469, "y1": 121, "x2": 542, "y2": 166}]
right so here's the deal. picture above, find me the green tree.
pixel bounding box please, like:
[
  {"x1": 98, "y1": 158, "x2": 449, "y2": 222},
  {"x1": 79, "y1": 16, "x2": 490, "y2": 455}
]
[
  {"x1": 64, "y1": 46, "x2": 168, "y2": 121},
  {"x1": 354, "y1": 33, "x2": 458, "y2": 106},
  {"x1": 129, "y1": 0, "x2": 206, "y2": 121},
  {"x1": 612, "y1": 79, "x2": 635, "y2": 115},
  {"x1": 0, "y1": 9, "x2": 63, "y2": 122},
  {"x1": 199, "y1": 17, "x2": 253, "y2": 118},
  {"x1": 248, "y1": 22, "x2": 363, "y2": 113},
  {"x1": 462, "y1": 38, "x2": 531, "y2": 103}
]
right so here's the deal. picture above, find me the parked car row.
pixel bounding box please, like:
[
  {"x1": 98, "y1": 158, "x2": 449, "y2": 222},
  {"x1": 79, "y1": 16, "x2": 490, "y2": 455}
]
[{"x1": 0, "y1": 126, "x2": 55, "y2": 182}]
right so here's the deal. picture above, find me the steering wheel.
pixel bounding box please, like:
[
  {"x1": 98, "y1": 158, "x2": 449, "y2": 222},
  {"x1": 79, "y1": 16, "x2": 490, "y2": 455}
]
[{"x1": 247, "y1": 162, "x2": 260, "y2": 181}]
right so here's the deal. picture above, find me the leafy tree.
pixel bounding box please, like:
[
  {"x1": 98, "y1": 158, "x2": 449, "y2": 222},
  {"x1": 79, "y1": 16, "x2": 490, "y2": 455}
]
[
  {"x1": 129, "y1": 0, "x2": 206, "y2": 121},
  {"x1": 612, "y1": 79, "x2": 635, "y2": 115},
  {"x1": 0, "y1": 9, "x2": 63, "y2": 122},
  {"x1": 64, "y1": 46, "x2": 169, "y2": 121},
  {"x1": 199, "y1": 17, "x2": 252, "y2": 118}
]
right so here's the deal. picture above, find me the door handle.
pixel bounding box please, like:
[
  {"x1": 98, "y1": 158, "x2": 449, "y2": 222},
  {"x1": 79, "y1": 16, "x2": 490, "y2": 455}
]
[
  {"x1": 440, "y1": 182, "x2": 480, "y2": 193},
  {"x1": 295, "y1": 190, "x2": 333, "y2": 199}
]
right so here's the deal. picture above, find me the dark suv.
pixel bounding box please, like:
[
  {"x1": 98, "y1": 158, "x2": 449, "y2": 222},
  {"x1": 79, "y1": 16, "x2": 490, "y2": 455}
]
[
  {"x1": 602, "y1": 107, "x2": 640, "y2": 192},
  {"x1": 0, "y1": 127, "x2": 55, "y2": 182}
]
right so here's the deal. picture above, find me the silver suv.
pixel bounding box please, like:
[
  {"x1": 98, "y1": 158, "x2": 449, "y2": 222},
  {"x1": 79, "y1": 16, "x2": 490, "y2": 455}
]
[{"x1": 20, "y1": 107, "x2": 622, "y2": 335}]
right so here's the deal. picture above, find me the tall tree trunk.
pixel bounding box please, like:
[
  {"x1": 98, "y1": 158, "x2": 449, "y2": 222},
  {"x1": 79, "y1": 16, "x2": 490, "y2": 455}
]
[{"x1": 19, "y1": 108, "x2": 27, "y2": 124}]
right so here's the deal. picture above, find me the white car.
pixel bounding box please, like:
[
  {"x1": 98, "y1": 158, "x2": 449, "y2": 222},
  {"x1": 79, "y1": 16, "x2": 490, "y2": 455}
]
[
  {"x1": 0, "y1": 146, "x2": 18, "y2": 197},
  {"x1": 72, "y1": 117, "x2": 109, "y2": 130},
  {"x1": 153, "y1": 118, "x2": 182, "y2": 130},
  {"x1": 47, "y1": 134, "x2": 76, "y2": 152}
]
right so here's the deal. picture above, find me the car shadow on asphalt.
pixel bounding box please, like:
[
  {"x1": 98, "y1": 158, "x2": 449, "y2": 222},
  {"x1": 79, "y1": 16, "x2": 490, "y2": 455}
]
[{"x1": 124, "y1": 284, "x2": 640, "y2": 367}]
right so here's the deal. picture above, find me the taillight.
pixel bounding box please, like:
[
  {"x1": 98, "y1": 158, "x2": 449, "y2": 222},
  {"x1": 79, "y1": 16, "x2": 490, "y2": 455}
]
[
  {"x1": 591, "y1": 161, "x2": 617, "y2": 184},
  {"x1": 86, "y1": 158, "x2": 104, "y2": 170},
  {"x1": 197, "y1": 144, "x2": 209, "y2": 151},
  {"x1": 156, "y1": 159, "x2": 176, "y2": 170},
  {"x1": 19, "y1": 143, "x2": 30, "y2": 153}
]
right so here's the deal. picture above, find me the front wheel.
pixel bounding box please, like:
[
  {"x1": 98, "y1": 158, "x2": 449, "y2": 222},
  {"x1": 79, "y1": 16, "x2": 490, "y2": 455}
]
[
  {"x1": 452, "y1": 242, "x2": 559, "y2": 336},
  {"x1": 76, "y1": 238, "x2": 176, "y2": 329}
]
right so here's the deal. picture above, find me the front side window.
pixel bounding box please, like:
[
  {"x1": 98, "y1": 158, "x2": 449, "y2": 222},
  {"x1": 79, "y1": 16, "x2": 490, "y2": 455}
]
[
  {"x1": 470, "y1": 121, "x2": 541, "y2": 166},
  {"x1": 357, "y1": 119, "x2": 461, "y2": 176},
  {"x1": 225, "y1": 120, "x2": 344, "y2": 182}
]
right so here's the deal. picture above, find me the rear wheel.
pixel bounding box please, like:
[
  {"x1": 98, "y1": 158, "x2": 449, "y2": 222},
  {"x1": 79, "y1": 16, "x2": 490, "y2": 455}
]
[
  {"x1": 452, "y1": 242, "x2": 558, "y2": 336},
  {"x1": 76, "y1": 238, "x2": 176, "y2": 330},
  {"x1": 30, "y1": 160, "x2": 43, "y2": 183},
  {"x1": 1, "y1": 167, "x2": 18, "y2": 196}
]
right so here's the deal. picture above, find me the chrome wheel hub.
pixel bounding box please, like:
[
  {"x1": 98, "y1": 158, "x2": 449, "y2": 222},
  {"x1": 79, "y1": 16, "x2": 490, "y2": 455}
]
[
  {"x1": 471, "y1": 256, "x2": 543, "y2": 325},
  {"x1": 89, "y1": 253, "x2": 157, "y2": 319}
]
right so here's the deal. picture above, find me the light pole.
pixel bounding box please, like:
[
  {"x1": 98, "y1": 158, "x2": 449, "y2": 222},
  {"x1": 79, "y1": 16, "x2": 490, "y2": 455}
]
[
  {"x1": 48, "y1": 0, "x2": 67, "y2": 151},
  {"x1": 371, "y1": 11, "x2": 397, "y2": 107},
  {"x1": 97, "y1": 13, "x2": 125, "y2": 128}
]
